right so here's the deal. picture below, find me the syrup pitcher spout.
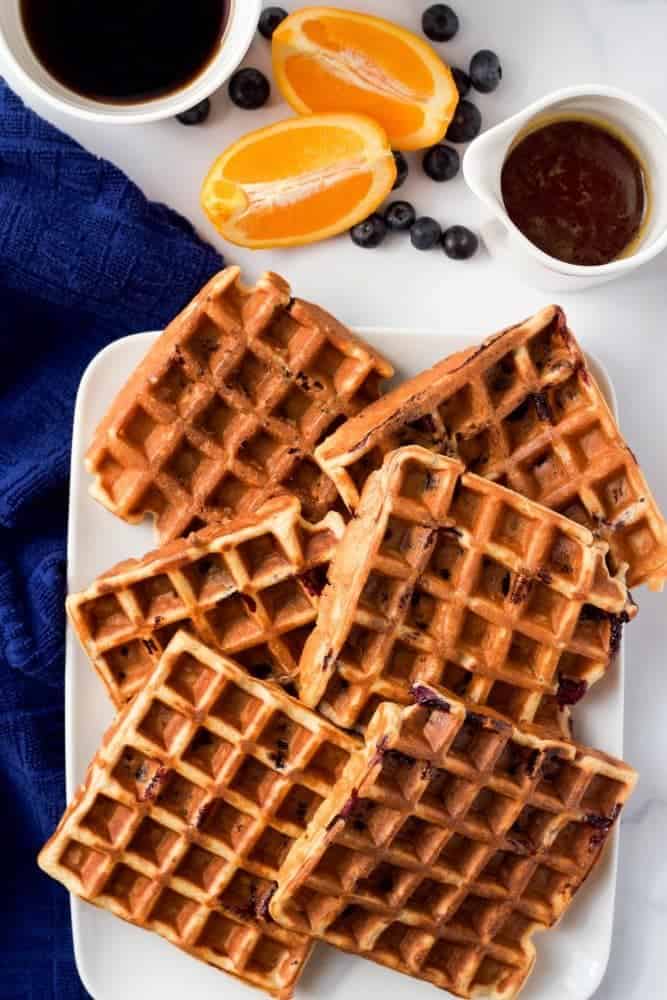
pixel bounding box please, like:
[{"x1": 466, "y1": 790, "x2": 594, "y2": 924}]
[{"x1": 463, "y1": 85, "x2": 667, "y2": 291}]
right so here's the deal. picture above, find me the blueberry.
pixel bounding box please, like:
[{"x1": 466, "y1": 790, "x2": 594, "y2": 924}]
[
  {"x1": 176, "y1": 98, "x2": 210, "y2": 125},
  {"x1": 423, "y1": 144, "x2": 460, "y2": 182},
  {"x1": 470, "y1": 50, "x2": 502, "y2": 93},
  {"x1": 410, "y1": 217, "x2": 442, "y2": 250},
  {"x1": 258, "y1": 6, "x2": 288, "y2": 39},
  {"x1": 229, "y1": 68, "x2": 270, "y2": 110},
  {"x1": 392, "y1": 151, "x2": 409, "y2": 190},
  {"x1": 350, "y1": 213, "x2": 388, "y2": 248},
  {"x1": 451, "y1": 67, "x2": 471, "y2": 98},
  {"x1": 446, "y1": 100, "x2": 482, "y2": 142},
  {"x1": 422, "y1": 5, "x2": 459, "y2": 42},
  {"x1": 384, "y1": 201, "x2": 416, "y2": 231},
  {"x1": 442, "y1": 225, "x2": 479, "y2": 259}
]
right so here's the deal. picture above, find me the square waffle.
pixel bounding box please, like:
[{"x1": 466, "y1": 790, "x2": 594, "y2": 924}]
[
  {"x1": 67, "y1": 495, "x2": 344, "y2": 706},
  {"x1": 298, "y1": 446, "x2": 636, "y2": 734},
  {"x1": 38, "y1": 631, "x2": 359, "y2": 998},
  {"x1": 315, "y1": 305, "x2": 667, "y2": 590},
  {"x1": 271, "y1": 684, "x2": 637, "y2": 1000},
  {"x1": 87, "y1": 265, "x2": 393, "y2": 542}
]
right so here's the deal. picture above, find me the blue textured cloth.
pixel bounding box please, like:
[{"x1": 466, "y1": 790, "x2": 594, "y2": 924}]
[{"x1": 0, "y1": 81, "x2": 223, "y2": 998}]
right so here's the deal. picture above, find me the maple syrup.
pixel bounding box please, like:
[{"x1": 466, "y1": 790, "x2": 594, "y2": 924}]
[{"x1": 501, "y1": 116, "x2": 649, "y2": 266}]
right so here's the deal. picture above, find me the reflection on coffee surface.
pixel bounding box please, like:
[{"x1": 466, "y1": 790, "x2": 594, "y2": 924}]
[
  {"x1": 501, "y1": 118, "x2": 648, "y2": 266},
  {"x1": 21, "y1": 0, "x2": 228, "y2": 104}
]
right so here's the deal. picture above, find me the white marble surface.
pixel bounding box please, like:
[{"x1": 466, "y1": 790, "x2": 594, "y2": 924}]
[{"x1": 2, "y1": 1, "x2": 666, "y2": 997}]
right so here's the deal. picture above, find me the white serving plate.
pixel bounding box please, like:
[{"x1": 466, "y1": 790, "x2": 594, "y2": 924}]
[{"x1": 67, "y1": 329, "x2": 624, "y2": 1000}]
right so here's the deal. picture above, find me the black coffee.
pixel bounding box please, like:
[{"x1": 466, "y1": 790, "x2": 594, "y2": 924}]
[{"x1": 21, "y1": 0, "x2": 228, "y2": 104}]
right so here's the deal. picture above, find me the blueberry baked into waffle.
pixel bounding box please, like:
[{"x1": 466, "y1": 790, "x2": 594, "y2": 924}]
[
  {"x1": 297, "y1": 447, "x2": 635, "y2": 736},
  {"x1": 38, "y1": 632, "x2": 359, "y2": 998},
  {"x1": 316, "y1": 305, "x2": 667, "y2": 590},
  {"x1": 67, "y1": 495, "x2": 344, "y2": 706},
  {"x1": 86, "y1": 265, "x2": 393, "y2": 542},
  {"x1": 270, "y1": 685, "x2": 636, "y2": 999}
]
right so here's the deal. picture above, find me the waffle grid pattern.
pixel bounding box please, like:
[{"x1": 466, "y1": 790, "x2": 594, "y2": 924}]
[
  {"x1": 271, "y1": 690, "x2": 636, "y2": 999},
  {"x1": 87, "y1": 266, "x2": 393, "y2": 542},
  {"x1": 39, "y1": 632, "x2": 359, "y2": 997},
  {"x1": 316, "y1": 305, "x2": 667, "y2": 590},
  {"x1": 299, "y1": 447, "x2": 634, "y2": 734},
  {"x1": 68, "y1": 496, "x2": 344, "y2": 705}
]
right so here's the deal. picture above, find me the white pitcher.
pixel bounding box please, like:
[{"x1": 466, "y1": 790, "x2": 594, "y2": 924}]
[{"x1": 463, "y1": 85, "x2": 667, "y2": 291}]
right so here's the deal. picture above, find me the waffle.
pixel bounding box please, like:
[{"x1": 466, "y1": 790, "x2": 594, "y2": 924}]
[
  {"x1": 271, "y1": 684, "x2": 637, "y2": 999},
  {"x1": 67, "y1": 495, "x2": 344, "y2": 707},
  {"x1": 315, "y1": 305, "x2": 667, "y2": 590},
  {"x1": 87, "y1": 265, "x2": 393, "y2": 542},
  {"x1": 38, "y1": 631, "x2": 359, "y2": 997},
  {"x1": 298, "y1": 447, "x2": 636, "y2": 735}
]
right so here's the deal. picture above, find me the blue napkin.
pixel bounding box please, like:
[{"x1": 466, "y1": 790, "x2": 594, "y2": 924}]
[{"x1": 0, "y1": 80, "x2": 223, "y2": 998}]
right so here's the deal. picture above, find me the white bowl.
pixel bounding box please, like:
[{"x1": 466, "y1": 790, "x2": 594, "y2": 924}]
[
  {"x1": 0, "y1": 0, "x2": 262, "y2": 125},
  {"x1": 463, "y1": 85, "x2": 667, "y2": 291}
]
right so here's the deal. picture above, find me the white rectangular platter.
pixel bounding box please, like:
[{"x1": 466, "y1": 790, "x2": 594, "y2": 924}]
[{"x1": 67, "y1": 328, "x2": 624, "y2": 1000}]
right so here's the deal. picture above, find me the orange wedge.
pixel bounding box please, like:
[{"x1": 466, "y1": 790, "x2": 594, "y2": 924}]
[
  {"x1": 272, "y1": 7, "x2": 459, "y2": 151},
  {"x1": 200, "y1": 112, "x2": 396, "y2": 249}
]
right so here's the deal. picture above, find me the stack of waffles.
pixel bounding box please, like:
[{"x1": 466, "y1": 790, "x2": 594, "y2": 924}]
[{"x1": 41, "y1": 266, "x2": 667, "y2": 998}]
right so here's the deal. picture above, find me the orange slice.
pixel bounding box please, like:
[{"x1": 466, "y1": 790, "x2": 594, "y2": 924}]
[
  {"x1": 272, "y1": 7, "x2": 459, "y2": 151},
  {"x1": 200, "y1": 112, "x2": 396, "y2": 249}
]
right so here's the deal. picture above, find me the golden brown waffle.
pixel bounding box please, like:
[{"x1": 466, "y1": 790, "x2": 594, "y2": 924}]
[
  {"x1": 67, "y1": 495, "x2": 344, "y2": 707},
  {"x1": 315, "y1": 305, "x2": 667, "y2": 590},
  {"x1": 271, "y1": 684, "x2": 637, "y2": 1000},
  {"x1": 87, "y1": 265, "x2": 393, "y2": 542},
  {"x1": 38, "y1": 631, "x2": 359, "y2": 998},
  {"x1": 298, "y1": 447, "x2": 636, "y2": 735}
]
